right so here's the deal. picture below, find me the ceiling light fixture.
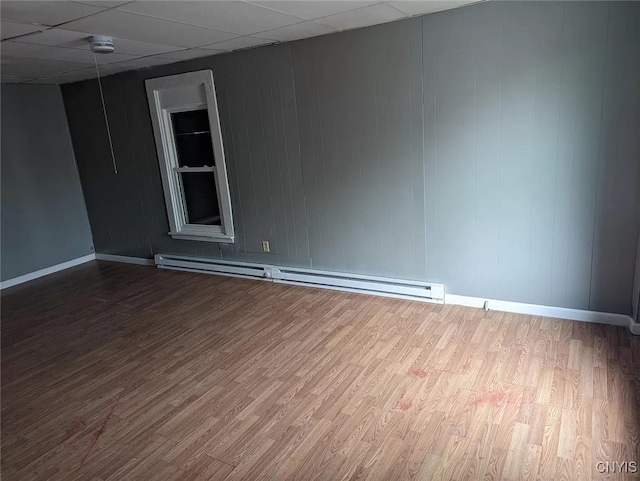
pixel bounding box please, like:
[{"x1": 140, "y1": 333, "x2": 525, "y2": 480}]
[
  {"x1": 88, "y1": 35, "x2": 118, "y2": 174},
  {"x1": 88, "y1": 35, "x2": 115, "y2": 54}
]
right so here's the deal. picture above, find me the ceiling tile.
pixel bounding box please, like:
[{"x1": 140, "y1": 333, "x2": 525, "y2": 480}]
[
  {"x1": 13, "y1": 28, "x2": 183, "y2": 56},
  {"x1": 27, "y1": 77, "x2": 67, "y2": 85},
  {"x1": 258, "y1": 21, "x2": 336, "y2": 42},
  {"x1": 104, "y1": 36, "x2": 184, "y2": 56},
  {"x1": 119, "y1": 1, "x2": 302, "y2": 35},
  {"x1": 0, "y1": 0, "x2": 477, "y2": 84},
  {"x1": 105, "y1": 55, "x2": 176, "y2": 69},
  {"x1": 250, "y1": 1, "x2": 378, "y2": 21},
  {"x1": 157, "y1": 48, "x2": 223, "y2": 61},
  {"x1": 27, "y1": 54, "x2": 179, "y2": 84},
  {"x1": 72, "y1": 62, "x2": 131, "y2": 77},
  {"x1": 314, "y1": 3, "x2": 404, "y2": 31},
  {"x1": 29, "y1": 67, "x2": 99, "y2": 84},
  {"x1": 10, "y1": 28, "x2": 106, "y2": 49},
  {"x1": 76, "y1": 51, "x2": 219, "y2": 76},
  {"x1": 1, "y1": 75, "x2": 37, "y2": 83},
  {"x1": 2, "y1": 41, "x2": 134, "y2": 65},
  {"x1": 389, "y1": 1, "x2": 475, "y2": 16},
  {"x1": 0, "y1": 1, "x2": 106, "y2": 27},
  {"x1": 1, "y1": 20, "x2": 44, "y2": 40},
  {"x1": 201, "y1": 36, "x2": 274, "y2": 51},
  {"x1": 63, "y1": 9, "x2": 237, "y2": 47},
  {"x1": 73, "y1": 0, "x2": 132, "y2": 7},
  {"x1": 89, "y1": 62, "x2": 129, "y2": 73}
]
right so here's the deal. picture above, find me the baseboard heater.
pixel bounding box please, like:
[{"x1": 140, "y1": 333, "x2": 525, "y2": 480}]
[{"x1": 154, "y1": 254, "x2": 445, "y2": 303}]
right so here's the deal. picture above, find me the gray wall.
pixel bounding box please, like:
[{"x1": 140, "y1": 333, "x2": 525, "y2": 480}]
[
  {"x1": 634, "y1": 234, "x2": 640, "y2": 323},
  {"x1": 1, "y1": 84, "x2": 94, "y2": 281},
  {"x1": 62, "y1": 1, "x2": 640, "y2": 315}
]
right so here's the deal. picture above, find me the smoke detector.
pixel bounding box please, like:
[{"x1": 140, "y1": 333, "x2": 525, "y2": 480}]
[{"x1": 88, "y1": 35, "x2": 115, "y2": 54}]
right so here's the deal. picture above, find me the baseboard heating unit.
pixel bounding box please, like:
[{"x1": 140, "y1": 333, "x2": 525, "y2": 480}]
[{"x1": 154, "y1": 254, "x2": 445, "y2": 303}]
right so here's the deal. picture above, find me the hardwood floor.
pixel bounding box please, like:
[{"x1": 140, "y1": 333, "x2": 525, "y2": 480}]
[{"x1": 2, "y1": 261, "x2": 639, "y2": 480}]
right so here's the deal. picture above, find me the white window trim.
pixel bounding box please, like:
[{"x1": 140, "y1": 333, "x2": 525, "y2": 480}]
[{"x1": 145, "y1": 70, "x2": 234, "y2": 243}]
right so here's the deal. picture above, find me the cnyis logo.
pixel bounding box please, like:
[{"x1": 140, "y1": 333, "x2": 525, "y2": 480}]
[{"x1": 596, "y1": 461, "x2": 638, "y2": 473}]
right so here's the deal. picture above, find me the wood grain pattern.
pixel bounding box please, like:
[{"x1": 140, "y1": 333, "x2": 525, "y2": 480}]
[{"x1": 2, "y1": 261, "x2": 639, "y2": 480}]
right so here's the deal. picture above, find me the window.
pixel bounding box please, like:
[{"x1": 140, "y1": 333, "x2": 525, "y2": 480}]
[{"x1": 146, "y1": 70, "x2": 234, "y2": 243}]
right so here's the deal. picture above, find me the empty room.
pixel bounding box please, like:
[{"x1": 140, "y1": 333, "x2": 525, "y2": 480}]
[{"x1": 1, "y1": 0, "x2": 639, "y2": 479}]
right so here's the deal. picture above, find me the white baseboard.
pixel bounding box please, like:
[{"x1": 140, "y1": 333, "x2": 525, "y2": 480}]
[
  {"x1": 0, "y1": 253, "x2": 96, "y2": 290},
  {"x1": 155, "y1": 253, "x2": 636, "y2": 333},
  {"x1": 155, "y1": 254, "x2": 444, "y2": 303},
  {"x1": 7, "y1": 251, "x2": 634, "y2": 333},
  {"x1": 446, "y1": 294, "x2": 634, "y2": 331},
  {"x1": 275, "y1": 279, "x2": 442, "y2": 304},
  {"x1": 95, "y1": 254, "x2": 155, "y2": 266}
]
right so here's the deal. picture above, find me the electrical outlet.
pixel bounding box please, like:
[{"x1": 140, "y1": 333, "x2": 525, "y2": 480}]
[{"x1": 262, "y1": 240, "x2": 270, "y2": 253}]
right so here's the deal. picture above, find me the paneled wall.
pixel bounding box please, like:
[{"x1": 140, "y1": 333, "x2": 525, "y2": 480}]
[
  {"x1": 1, "y1": 85, "x2": 94, "y2": 281},
  {"x1": 292, "y1": 19, "x2": 425, "y2": 281},
  {"x1": 418, "y1": 1, "x2": 640, "y2": 311},
  {"x1": 62, "y1": 1, "x2": 640, "y2": 314}
]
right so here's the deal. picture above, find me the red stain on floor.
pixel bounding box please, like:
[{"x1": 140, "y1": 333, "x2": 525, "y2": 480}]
[
  {"x1": 76, "y1": 391, "x2": 123, "y2": 471},
  {"x1": 396, "y1": 399, "x2": 412, "y2": 411},
  {"x1": 408, "y1": 369, "x2": 429, "y2": 378},
  {"x1": 469, "y1": 391, "x2": 512, "y2": 407}
]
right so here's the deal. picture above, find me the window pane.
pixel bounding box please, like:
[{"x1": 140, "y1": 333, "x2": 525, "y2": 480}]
[
  {"x1": 174, "y1": 134, "x2": 214, "y2": 167},
  {"x1": 181, "y1": 172, "x2": 220, "y2": 225},
  {"x1": 172, "y1": 110, "x2": 215, "y2": 168},
  {"x1": 172, "y1": 109, "x2": 210, "y2": 135}
]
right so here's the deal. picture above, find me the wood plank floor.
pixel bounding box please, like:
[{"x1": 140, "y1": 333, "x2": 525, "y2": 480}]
[{"x1": 2, "y1": 261, "x2": 639, "y2": 480}]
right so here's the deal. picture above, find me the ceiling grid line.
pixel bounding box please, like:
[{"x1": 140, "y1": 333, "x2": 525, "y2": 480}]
[{"x1": 1, "y1": 0, "x2": 479, "y2": 85}]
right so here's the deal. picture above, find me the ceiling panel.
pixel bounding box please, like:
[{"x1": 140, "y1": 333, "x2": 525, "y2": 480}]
[
  {"x1": 390, "y1": 1, "x2": 474, "y2": 16},
  {"x1": 86, "y1": 62, "x2": 130, "y2": 73},
  {"x1": 2, "y1": 41, "x2": 134, "y2": 65},
  {"x1": 314, "y1": 3, "x2": 404, "y2": 31},
  {"x1": 1, "y1": 75, "x2": 37, "y2": 83},
  {"x1": 73, "y1": 0, "x2": 132, "y2": 7},
  {"x1": 250, "y1": 1, "x2": 378, "y2": 21},
  {"x1": 99, "y1": 54, "x2": 179, "y2": 69},
  {"x1": 119, "y1": 1, "x2": 303, "y2": 35},
  {"x1": 202, "y1": 35, "x2": 273, "y2": 52},
  {"x1": 258, "y1": 21, "x2": 336, "y2": 42},
  {"x1": 13, "y1": 28, "x2": 183, "y2": 56},
  {"x1": 0, "y1": 0, "x2": 479, "y2": 84},
  {"x1": 1, "y1": 20, "x2": 44, "y2": 40},
  {"x1": 156, "y1": 48, "x2": 225, "y2": 60},
  {"x1": 28, "y1": 67, "x2": 99, "y2": 84},
  {"x1": 62, "y1": 9, "x2": 237, "y2": 47},
  {"x1": 0, "y1": 1, "x2": 106, "y2": 27}
]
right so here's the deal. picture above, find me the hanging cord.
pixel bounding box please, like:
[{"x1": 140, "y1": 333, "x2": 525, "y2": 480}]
[{"x1": 93, "y1": 51, "x2": 118, "y2": 174}]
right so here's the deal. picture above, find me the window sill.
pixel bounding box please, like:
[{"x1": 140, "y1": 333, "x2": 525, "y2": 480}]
[{"x1": 169, "y1": 231, "x2": 235, "y2": 243}]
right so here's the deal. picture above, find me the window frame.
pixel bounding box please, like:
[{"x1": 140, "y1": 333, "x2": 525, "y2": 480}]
[{"x1": 145, "y1": 70, "x2": 234, "y2": 243}]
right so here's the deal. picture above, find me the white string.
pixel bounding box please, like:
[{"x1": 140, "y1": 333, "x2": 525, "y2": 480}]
[{"x1": 93, "y1": 51, "x2": 118, "y2": 174}]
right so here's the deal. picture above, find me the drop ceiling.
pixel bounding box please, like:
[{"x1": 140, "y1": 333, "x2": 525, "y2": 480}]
[{"x1": 1, "y1": 1, "x2": 477, "y2": 85}]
